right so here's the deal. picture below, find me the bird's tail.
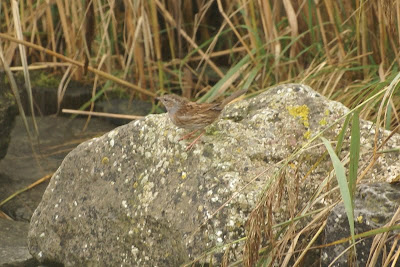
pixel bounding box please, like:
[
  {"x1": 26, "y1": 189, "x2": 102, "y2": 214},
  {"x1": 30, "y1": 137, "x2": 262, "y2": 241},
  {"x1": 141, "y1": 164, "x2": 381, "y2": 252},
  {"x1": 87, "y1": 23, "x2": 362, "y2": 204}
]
[{"x1": 220, "y1": 89, "x2": 248, "y2": 107}]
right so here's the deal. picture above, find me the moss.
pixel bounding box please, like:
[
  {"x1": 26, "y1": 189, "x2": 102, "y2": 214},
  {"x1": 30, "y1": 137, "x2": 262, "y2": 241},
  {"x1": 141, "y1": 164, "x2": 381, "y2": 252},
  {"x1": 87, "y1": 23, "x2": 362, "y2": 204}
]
[
  {"x1": 5, "y1": 91, "x2": 15, "y2": 101},
  {"x1": 32, "y1": 72, "x2": 59, "y2": 88}
]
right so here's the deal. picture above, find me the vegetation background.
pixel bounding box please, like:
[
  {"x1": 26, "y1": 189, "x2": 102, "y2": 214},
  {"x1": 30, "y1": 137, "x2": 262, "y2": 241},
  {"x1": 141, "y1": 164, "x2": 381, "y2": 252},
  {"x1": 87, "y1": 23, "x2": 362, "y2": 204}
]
[{"x1": 1, "y1": 0, "x2": 400, "y2": 266}]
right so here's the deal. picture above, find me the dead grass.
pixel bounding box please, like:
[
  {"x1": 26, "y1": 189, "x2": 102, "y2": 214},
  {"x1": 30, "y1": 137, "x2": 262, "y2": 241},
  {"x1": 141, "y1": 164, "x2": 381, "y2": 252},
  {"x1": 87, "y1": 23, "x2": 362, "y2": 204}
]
[{"x1": 1, "y1": 0, "x2": 400, "y2": 266}]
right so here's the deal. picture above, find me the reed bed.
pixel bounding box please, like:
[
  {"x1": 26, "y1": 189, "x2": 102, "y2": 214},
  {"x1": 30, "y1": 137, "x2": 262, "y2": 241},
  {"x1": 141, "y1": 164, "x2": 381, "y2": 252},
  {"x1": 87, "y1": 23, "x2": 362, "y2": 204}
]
[{"x1": 1, "y1": 0, "x2": 400, "y2": 266}]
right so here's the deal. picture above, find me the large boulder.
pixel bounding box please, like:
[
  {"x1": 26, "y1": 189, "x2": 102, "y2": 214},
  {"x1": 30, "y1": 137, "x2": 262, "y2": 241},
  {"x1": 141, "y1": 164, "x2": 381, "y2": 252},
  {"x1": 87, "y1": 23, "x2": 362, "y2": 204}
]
[
  {"x1": 322, "y1": 183, "x2": 400, "y2": 267},
  {"x1": 0, "y1": 75, "x2": 18, "y2": 160},
  {"x1": 28, "y1": 84, "x2": 400, "y2": 266},
  {"x1": 0, "y1": 218, "x2": 35, "y2": 266}
]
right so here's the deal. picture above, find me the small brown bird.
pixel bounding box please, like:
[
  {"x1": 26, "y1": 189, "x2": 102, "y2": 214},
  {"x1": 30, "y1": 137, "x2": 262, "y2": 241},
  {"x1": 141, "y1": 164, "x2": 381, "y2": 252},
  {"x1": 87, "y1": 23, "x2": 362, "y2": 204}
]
[{"x1": 157, "y1": 89, "x2": 246, "y2": 150}]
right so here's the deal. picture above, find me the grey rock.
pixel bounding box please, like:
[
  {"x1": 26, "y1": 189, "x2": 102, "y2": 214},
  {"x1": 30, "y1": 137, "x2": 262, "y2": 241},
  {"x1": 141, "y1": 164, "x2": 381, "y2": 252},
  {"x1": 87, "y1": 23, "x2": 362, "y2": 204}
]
[
  {"x1": 19, "y1": 71, "x2": 93, "y2": 116},
  {"x1": 322, "y1": 183, "x2": 400, "y2": 267},
  {"x1": 28, "y1": 84, "x2": 400, "y2": 266},
  {"x1": 96, "y1": 98, "x2": 152, "y2": 126},
  {"x1": 0, "y1": 218, "x2": 34, "y2": 266},
  {"x1": 0, "y1": 75, "x2": 18, "y2": 160},
  {"x1": 0, "y1": 116, "x2": 115, "y2": 222}
]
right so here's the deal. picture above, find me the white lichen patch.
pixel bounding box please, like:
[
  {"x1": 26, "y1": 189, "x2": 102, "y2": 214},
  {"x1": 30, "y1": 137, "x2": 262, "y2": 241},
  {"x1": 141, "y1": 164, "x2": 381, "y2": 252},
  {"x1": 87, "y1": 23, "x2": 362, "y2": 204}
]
[
  {"x1": 107, "y1": 130, "x2": 118, "y2": 138},
  {"x1": 141, "y1": 182, "x2": 156, "y2": 206}
]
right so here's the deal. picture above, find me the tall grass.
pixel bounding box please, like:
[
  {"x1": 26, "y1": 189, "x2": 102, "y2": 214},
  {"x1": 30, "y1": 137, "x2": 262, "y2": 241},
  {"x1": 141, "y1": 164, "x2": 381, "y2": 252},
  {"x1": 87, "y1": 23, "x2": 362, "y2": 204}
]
[
  {"x1": 1, "y1": 0, "x2": 400, "y2": 265},
  {"x1": 0, "y1": 1, "x2": 398, "y2": 115}
]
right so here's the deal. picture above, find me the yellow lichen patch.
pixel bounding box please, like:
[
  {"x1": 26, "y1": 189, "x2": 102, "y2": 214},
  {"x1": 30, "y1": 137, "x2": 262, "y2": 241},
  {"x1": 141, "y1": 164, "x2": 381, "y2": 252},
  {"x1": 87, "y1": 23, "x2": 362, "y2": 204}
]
[
  {"x1": 319, "y1": 118, "x2": 327, "y2": 126},
  {"x1": 102, "y1": 157, "x2": 109, "y2": 165},
  {"x1": 133, "y1": 181, "x2": 139, "y2": 189},
  {"x1": 287, "y1": 105, "x2": 310, "y2": 128},
  {"x1": 318, "y1": 109, "x2": 330, "y2": 126},
  {"x1": 303, "y1": 130, "x2": 311, "y2": 139}
]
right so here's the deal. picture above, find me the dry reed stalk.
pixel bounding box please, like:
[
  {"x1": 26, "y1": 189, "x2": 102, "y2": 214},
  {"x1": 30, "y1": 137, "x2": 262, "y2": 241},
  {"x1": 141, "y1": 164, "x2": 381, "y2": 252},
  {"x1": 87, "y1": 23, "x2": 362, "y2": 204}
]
[
  {"x1": 141, "y1": 2, "x2": 157, "y2": 95},
  {"x1": 110, "y1": 4, "x2": 123, "y2": 67},
  {"x1": 82, "y1": 53, "x2": 108, "y2": 132},
  {"x1": 56, "y1": 0, "x2": 73, "y2": 56},
  {"x1": 95, "y1": 0, "x2": 111, "y2": 75},
  {"x1": 217, "y1": 0, "x2": 255, "y2": 62},
  {"x1": 243, "y1": 169, "x2": 290, "y2": 266},
  {"x1": 378, "y1": 1, "x2": 386, "y2": 80},
  {"x1": 0, "y1": 44, "x2": 32, "y2": 139},
  {"x1": 360, "y1": 1, "x2": 368, "y2": 77},
  {"x1": 12, "y1": 0, "x2": 39, "y2": 135},
  {"x1": 167, "y1": 0, "x2": 182, "y2": 58},
  {"x1": 192, "y1": 0, "x2": 213, "y2": 42},
  {"x1": 163, "y1": 3, "x2": 177, "y2": 65},
  {"x1": 56, "y1": 61, "x2": 74, "y2": 114},
  {"x1": 244, "y1": 0, "x2": 258, "y2": 50},
  {"x1": 149, "y1": 0, "x2": 163, "y2": 94},
  {"x1": 45, "y1": 4, "x2": 56, "y2": 64},
  {"x1": 62, "y1": 109, "x2": 143, "y2": 120},
  {"x1": 3, "y1": 3, "x2": 18, "y2": 66},
  {"x1": 398, "y1": 1, "x2": 400, "y2": 46},
  {"x1": 9, "y1": 62, "x2": 71, "y2": 71},
  {"x1": 282, "y1": 208, "x2": 332, "y2": 267},
  {"x1": 382, "y1": 236, "x2": 400, "y2": 266},
  {"x1": 316, "y1": 3, "x2": 332, "y2": 64},
  {"x1": 123, "y1": 2, "x2": 147, "y2": 95},
  {"x1": 258, "y1": 0, "x2": 281, "y2": 81},
  {"x1": 323, "y1": 0, "x2": 345, "y2": 60},
  {"x1": 155, "y1": 0, "x2": 224, "y2": 78},
  {"x1": 282, "y1": 0, "x2": 298, "y2": 77},
  {"x1": 367, "y1": 206, "x2": 400, "y2": 266},
  {"x1": 182, "y1": 67, "x2": 193, "y2": 99},
  {"x1": 0, "y1": 33, "x2": 155, "y2": 97}
]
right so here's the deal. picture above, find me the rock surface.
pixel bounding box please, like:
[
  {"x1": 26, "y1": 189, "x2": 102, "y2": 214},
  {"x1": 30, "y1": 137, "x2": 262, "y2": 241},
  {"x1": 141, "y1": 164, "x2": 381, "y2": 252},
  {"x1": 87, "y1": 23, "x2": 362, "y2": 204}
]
[
  {"x1": 0, "y1": 116, "x2": 115, "y2": 222},
  {"x1": 0, "y1": 218, "x2": 36, "y2": 266},
  {"x1": 0, "y1": 76, "x2": 18, "y2": 160},
  {"x1": 19, "y1": 71, "x2": 93, "y2": 116},
  {"x1": 28, "y1": 84, "x2": 400, "y2": 266},
  {"x1": 322, "y1": 183, "x2": 400, "y2": 267},
  {"x1": 96, "y1": 99, "x2": 152, "y2": 126}
]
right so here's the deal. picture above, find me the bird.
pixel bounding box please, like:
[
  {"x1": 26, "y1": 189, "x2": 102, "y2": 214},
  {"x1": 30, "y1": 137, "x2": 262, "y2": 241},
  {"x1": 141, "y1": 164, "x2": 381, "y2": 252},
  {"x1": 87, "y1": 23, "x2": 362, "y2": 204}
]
[{"x1": 157, "y1": 89, "x2": 246, "y2": 150}]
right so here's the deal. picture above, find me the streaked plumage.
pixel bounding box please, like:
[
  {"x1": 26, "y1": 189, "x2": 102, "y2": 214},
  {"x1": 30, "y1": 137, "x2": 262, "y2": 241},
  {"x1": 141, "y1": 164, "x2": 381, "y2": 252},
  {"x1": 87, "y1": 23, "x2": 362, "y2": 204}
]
[
  {"x1": 157, "y1": 89, "x2": 246, "y2": 130},
  {"x1": 157, "y1": 90, "x2": 246, "y2": 150}
]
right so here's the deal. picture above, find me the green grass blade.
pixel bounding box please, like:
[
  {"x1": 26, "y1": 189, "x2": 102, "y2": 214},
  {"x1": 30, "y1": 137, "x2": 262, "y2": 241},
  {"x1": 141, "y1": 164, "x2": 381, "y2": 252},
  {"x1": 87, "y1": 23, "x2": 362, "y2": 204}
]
[
  {"x1": 198, "y1": 50, "x2": 254, "y2": 103},
  {"x1": 349, "y1": 110, "x2": 360, "y2": 199},
  {"x1": 385, "y1": 103, "x2": 392, "y2": 130},
  {"x1": 242, "y1": 64, "x2": 262, "y2": 91},
  {"x1": 321, "y1": 137, "x2": 355, "y2": 246},
  {"x1": 335, "y1": 113, "x2": 351, "y2": 156}
]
